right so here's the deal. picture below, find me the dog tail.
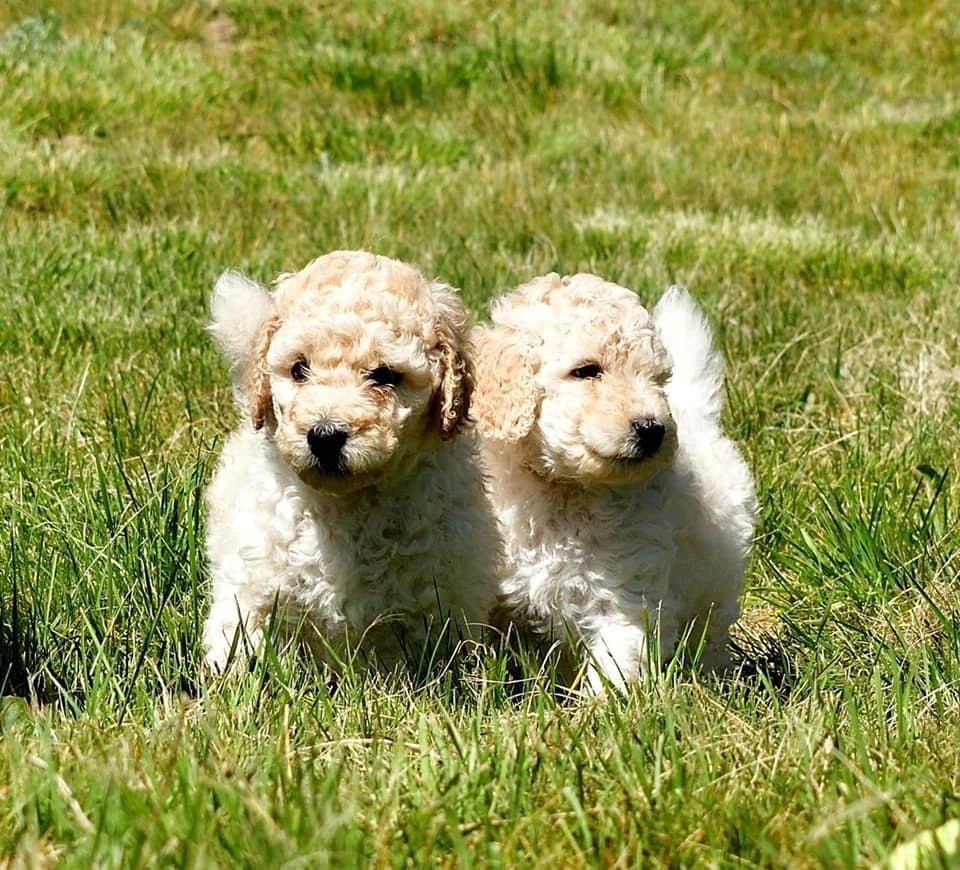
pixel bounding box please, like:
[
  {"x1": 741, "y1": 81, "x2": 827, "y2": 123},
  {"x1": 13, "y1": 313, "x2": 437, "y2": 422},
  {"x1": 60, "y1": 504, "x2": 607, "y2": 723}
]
[{"x1": 653, "y1": 285, "x2": 724, "y2": 425}]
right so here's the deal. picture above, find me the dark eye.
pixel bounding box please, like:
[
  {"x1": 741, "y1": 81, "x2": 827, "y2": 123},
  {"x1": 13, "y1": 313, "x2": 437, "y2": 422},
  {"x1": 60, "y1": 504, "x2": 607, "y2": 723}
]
[
  {"x1": 291, "y1": 359, "x2": 310, "y2": 383},
  {"x1": 368, "y1": 365, "x2": 403, "y2": 388},
  {"x1": 570, "y1": 363, "x2": 603, "y2": 379}
]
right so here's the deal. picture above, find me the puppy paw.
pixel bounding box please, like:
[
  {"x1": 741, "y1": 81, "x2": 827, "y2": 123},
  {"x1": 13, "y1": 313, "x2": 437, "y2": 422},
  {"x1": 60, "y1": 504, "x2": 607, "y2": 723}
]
[{"x1": 202, "y1": 615, "x2": 262, "y2": 674}]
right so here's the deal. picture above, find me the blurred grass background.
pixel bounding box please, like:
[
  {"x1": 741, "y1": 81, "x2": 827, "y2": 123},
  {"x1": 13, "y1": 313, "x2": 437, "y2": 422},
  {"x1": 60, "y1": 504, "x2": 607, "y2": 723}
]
[{"x1": 1, "y1": 2, "x2": 958, "y2": 865}]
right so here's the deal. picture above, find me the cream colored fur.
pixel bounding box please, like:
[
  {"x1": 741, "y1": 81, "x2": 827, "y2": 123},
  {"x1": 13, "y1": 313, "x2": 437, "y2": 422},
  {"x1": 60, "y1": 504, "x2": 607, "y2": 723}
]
[
  {"x1": 473, "y1": 274, "x2": 756, "y2": 692},
  {"x1": 203, "y1": 250, "x2": 499, "y2": 672}
]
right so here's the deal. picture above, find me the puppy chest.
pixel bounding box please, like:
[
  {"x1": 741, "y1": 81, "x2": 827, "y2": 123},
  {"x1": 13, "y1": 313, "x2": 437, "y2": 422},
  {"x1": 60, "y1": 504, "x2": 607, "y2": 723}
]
[
  {"x1": 284, "y1": 509, "x2": 459, "y2": 626},
  {"x1": 511, "y1": 519, "x2": 674, "y2": 614}
]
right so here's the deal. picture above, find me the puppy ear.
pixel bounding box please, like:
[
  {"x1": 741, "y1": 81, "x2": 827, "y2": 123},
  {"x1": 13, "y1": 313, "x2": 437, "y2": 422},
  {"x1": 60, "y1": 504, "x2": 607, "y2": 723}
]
[
  {"x1": 429, "y1": 283, "x2": 474, "y2": 440},
  {"x1": 249, "y1": 314, "x2": 281, "y2": 430},
  {"x1": 435, "y1": 335, "x2": 473, "y2": 439},
  {"x1": 470, "y1": 325, "x2": 541, "y2": 442},
  {"x1": 208, "y1": 271, "x2": 279, "y2": 428}
]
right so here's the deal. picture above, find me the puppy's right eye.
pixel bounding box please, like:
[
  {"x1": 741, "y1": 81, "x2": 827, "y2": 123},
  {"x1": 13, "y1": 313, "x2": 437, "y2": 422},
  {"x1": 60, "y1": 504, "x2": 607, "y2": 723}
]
[
  {"x1": 291, "y1": 359, "x2": 310, "y2": 383},
  {"x1": 570, "y1": 363, "x2": 603, "y2": 379}
]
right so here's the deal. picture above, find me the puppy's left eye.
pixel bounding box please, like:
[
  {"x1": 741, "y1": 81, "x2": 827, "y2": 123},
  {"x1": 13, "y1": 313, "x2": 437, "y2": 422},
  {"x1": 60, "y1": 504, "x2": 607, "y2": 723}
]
[
  {"x1": 570, "y1": 363, "x2": 603, "y2": 380},
  {"x1": 368, "y1": 365, "x2": 403, "y2": 388}
]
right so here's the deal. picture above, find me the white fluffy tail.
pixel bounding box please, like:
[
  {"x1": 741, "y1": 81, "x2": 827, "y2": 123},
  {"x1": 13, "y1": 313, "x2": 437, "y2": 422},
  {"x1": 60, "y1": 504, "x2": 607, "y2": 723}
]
[
  {"x1": 653, "y1": 285, "x2": 724, "y2": 425},
  {"x1": 208, "y1": 270, "x2": 276, "y2": 387}
]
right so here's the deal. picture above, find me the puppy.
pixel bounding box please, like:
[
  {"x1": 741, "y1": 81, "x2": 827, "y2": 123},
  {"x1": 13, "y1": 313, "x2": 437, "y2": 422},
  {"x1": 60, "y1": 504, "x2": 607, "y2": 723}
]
[
  {"x1": 203, "y1": 251, "x2": 499, "y2": 672},
  {"x1": 472, "y1": 273, "x2": 756, "y2": 691}
]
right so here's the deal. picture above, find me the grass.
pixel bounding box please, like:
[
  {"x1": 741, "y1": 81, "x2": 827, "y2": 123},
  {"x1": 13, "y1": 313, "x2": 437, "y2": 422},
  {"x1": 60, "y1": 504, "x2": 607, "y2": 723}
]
[{"x1": 1, "y1": 0, "x2": 959, "y2": 865}]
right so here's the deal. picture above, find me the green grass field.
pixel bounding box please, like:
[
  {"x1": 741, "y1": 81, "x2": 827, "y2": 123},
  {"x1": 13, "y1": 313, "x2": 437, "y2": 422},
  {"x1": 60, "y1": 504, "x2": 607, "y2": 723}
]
[{"x1": 2, "y1": 1, "x2": 959, "y2": 865}]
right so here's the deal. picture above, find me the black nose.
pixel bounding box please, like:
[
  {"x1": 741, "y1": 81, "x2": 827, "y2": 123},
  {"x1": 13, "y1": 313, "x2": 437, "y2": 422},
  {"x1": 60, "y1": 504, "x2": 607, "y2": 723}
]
[
  {"x1": 631, "y1": 418, "x2": 665, "y2": 457},
  {"x1": 306, "y1": 424, "x2": 348, "y2": 472}
]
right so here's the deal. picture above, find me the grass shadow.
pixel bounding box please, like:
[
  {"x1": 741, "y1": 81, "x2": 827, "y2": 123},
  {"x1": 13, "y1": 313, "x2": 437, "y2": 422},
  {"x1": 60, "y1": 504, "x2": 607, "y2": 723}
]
[
  {"x1": 0, "y1": 574, "x2": 48, "y2": 705},
  {"x1": 726, "y1": 626, "x2": 801, "y2": 701}
]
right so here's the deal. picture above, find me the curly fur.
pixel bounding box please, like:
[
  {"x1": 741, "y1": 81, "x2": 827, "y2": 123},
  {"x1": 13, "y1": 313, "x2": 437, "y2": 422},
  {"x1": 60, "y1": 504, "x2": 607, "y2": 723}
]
[
  {"x1": 203, "y1": 250, "x2": 498, "y2": 672},
  {"x1": 473, "y1": 274, "x2": 757, "y2": 692}
]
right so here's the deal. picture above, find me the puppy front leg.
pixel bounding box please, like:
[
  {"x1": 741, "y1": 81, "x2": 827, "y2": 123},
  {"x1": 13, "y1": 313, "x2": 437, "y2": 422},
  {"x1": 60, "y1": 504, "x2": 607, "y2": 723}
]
[
  {"x1": 584, "y1": 613, "x2": 682, "y2": 693},
  {"x1": 584, "y1": 622, "x2": 650, "y2": 694},
  {"x1": 696, "y1": 602, "x2": 739, "y2": 673},
  {"x1": 203, "y1": 592, "x2": 264, "y2": 673}
]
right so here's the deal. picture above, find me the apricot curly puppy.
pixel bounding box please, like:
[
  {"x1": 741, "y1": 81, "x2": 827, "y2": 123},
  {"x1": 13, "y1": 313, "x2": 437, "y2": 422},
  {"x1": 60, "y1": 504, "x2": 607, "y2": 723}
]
[
  {"x1": 203, "y1": 251, "x2": 499, "y2": 672},
  {"x1": 472, "y1": 274, "x2": 756, "y2": 692}
]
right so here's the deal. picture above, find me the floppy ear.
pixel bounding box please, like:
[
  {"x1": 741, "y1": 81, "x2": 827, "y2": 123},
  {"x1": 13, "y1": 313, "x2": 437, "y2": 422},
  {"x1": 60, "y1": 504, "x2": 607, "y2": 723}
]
[
  {"x1": 429, "y1": 283, "x2": 474, "y2": 440},
  {"x1": 208, "y1": 271, "x2": 279, "y2": 428},
  {"x1": 470, "y1": 325, "x2": 541, "y2": 442},
  {"x1": 248, "y1": 313, "x2": 281, "y2": 430},
  {"x1": 435, "y1": 335, "x2": 473, "y2": 439}
]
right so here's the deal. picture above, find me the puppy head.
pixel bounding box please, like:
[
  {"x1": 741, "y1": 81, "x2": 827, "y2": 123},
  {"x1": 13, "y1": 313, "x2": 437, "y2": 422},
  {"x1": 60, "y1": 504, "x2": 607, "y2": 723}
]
[
  {"x1": 210, "y1": 251, "x2": 472, "y2": 494},
  {"x1": 473, "y1": 273, "x2": 677, "y2": 486}
]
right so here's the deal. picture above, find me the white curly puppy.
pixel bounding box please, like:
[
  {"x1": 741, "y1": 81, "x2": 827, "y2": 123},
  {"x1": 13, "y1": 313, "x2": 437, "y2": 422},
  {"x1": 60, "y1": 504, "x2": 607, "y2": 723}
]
[
  {"x1": 472, "y1": 273, "x2": 756, "y2": 691},
  {"x1": 203, "y1": 250, "x2": 499, "y2": 672}
]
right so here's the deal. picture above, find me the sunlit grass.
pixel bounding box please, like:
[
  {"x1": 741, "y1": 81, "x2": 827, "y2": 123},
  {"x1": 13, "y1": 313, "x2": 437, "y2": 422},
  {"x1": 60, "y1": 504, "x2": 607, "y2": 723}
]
[{"x1": 1, "y1": 1, "x2": 959, "y2": 865}]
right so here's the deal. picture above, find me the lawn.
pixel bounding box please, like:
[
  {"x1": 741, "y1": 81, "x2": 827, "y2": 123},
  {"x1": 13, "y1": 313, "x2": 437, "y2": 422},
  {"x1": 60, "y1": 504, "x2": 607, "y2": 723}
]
[{"x1": 1, "y1": 1, "x2": 959, "y2": 865}]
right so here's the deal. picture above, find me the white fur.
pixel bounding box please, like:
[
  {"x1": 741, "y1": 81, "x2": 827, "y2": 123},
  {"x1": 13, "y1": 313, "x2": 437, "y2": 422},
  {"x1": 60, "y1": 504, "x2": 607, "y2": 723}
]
[
  {"x1": 473, "y1": 275, "x2": 756, "y2": 692},
  {"x1": 204, "y1": 427, "x2": 497, "y2": 669},
  {"x1": 203, "y1": 251, "x2": 499, "y2": 672}
]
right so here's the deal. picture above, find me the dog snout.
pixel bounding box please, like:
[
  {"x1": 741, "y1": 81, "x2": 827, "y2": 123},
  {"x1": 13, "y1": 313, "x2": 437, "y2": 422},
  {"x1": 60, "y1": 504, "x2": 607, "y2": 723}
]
[
  {"x1": 631, "y1": 418, "x2": 665, "y2": 458},
  {"x1": 307, "y1": 424, "x2": 348, "y2": 472}
]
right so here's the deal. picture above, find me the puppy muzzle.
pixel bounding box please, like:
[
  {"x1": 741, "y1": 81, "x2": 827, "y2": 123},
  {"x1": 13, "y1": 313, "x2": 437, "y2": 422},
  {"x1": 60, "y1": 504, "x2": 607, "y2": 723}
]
[
  {"x1": 306, "y1": 423, "x2": 349, "y2": 474},
  {"x1": 625, "y1": 418, "x2": 666, "y2": 460}
]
